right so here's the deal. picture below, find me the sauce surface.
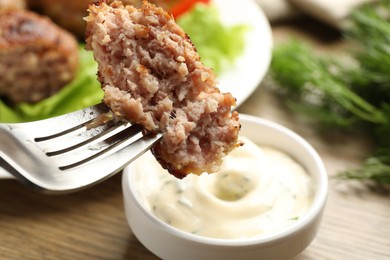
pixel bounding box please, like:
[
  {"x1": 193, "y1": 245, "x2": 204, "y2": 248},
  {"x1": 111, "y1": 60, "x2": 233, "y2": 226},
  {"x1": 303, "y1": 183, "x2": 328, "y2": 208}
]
[{"x1": 132, "y1": 137, "x2": 313, "y2": 239}]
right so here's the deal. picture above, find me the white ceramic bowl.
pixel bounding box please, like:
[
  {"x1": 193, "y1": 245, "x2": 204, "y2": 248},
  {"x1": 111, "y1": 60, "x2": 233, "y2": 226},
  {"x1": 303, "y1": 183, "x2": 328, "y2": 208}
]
[{"x1": 122, "y1": 114, "x2": 328, "y2": 260}]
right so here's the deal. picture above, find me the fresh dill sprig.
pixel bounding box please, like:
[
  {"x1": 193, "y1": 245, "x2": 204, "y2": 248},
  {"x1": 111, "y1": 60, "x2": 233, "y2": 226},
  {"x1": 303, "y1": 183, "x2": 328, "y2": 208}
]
[
  {"x1": 338, "y1": 157, "x2": 390, "y2": 184},
  {"x1": 271, "y1": 41, "x2": 387, "y2": 127},
  {"x1": 347, "y1": 0, "x2": 390, "y2": 108},
  {"x1": 269, "y1": 0, "x2": 390, "y2": 184}
]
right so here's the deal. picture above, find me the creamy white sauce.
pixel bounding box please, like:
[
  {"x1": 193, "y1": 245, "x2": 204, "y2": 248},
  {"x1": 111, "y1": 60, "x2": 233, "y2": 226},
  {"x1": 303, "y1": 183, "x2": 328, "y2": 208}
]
[{"x1": 133, "y1": 137, "x2": 313, "y2": 239}]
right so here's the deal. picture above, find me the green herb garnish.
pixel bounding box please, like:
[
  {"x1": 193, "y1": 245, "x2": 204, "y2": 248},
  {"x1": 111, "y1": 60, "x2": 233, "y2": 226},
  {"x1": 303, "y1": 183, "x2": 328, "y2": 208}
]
[{"x1": 269, "y1": 0, "x2": 390, "y2": 184}]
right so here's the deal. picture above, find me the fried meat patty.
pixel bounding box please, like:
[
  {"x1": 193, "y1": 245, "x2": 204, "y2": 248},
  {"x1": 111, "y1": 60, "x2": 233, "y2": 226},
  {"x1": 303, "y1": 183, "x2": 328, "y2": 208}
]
[
  {"x1": 0, "y1": 9, "x2": 78, "y2": 104},
  {"x1": 85, "y1": 1, "x2": 240, "y2": 178}
]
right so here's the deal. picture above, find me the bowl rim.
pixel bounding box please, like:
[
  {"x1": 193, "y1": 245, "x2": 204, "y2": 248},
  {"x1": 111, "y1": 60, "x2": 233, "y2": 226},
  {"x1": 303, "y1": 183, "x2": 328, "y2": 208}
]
[{"x1": 124, "y1": 114, "x2": 328, "y2": 247}]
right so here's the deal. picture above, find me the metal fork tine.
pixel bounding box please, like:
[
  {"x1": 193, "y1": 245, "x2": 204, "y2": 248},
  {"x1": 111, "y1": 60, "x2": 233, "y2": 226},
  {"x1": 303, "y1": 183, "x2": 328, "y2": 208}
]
[
  {"x1": 28, "y1": 103, "x2": 110, "y2": 140},
  {"x1": 59, "y1": 124, "x2": 144, "y2": 170},
  {"x1": 63, "y1": 131, "x2": 163, "y2": 190},
  {"x1": 45, "y1": 121, "x2": 128, "y2": 157},
  {"x1": 34, "y1": 118, "x2": 96, "y2": 142}
]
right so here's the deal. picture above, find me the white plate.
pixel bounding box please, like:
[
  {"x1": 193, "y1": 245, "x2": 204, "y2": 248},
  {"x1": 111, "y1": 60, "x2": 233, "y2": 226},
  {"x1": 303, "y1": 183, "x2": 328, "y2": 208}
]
[{"x1": 214, "y1": 0, "x2": 273, "y2": 107}]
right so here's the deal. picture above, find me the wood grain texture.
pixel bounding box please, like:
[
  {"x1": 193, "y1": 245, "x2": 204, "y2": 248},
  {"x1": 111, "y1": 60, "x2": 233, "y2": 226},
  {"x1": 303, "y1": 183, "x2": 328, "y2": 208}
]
[{"x1": 0, "y1": 18, "x2": 389, "y2": 260}]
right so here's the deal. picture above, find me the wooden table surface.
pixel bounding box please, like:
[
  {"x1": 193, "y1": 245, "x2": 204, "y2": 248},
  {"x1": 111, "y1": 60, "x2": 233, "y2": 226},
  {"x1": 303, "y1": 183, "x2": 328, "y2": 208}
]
[{"x1": 1, "y1": 18, "x2": 389, "y2": 260}]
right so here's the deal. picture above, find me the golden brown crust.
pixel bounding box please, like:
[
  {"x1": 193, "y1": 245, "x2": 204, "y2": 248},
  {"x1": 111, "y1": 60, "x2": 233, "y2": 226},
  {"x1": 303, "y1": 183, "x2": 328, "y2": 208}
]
[
  {"x1": 0, "y1": 9, "x2": 76, "y2": 50},
  {"x1": 0, "y1": 9, "x2": 79, "y2": 103}
]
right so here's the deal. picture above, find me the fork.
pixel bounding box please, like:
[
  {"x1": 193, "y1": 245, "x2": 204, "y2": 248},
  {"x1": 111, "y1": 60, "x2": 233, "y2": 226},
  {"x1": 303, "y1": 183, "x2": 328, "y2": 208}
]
[{"x1": 0, "y1": 103, "x2": 162, "y2": 194}]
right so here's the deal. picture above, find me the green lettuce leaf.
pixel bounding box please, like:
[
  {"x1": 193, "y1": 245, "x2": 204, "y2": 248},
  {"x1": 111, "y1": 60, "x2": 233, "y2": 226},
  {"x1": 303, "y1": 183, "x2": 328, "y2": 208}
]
[{"x1": 177, "y1": 4, "x2": 248, "y2": 74}]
